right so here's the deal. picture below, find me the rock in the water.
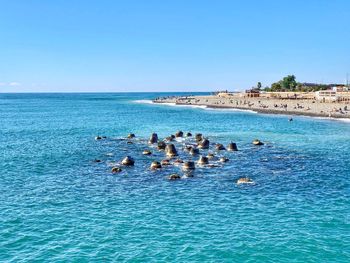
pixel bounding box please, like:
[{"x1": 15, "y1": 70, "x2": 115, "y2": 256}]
[
  {"x1": 183, "y1": 161, "x2": 195, "y2": 170},
  {"x1": 219, "y1": 157, "x2": 229, "y2": 162},
  {"x1": 252, "y1": 139, "x2": 264, "y2": 146},
  {"x1": 161, "y1": 159, "x2": 171, "y2": 166},
  {"x1": 150, "y1": 161, "x2": 161, "y2": 170},
  {"x1": 93, "y1": 159, "x2": 102, "y2": 163},
  {"x1": 165, "y1": 144, "x2": 178, "y2": 157},
  {"x1": 127, "y1": 141, "x2": 133, "y2": 144},
  {"x1": 207, "y1": 152, "x2": 216, "y2": 160},
  {"x1": 121, "y1": 156, "x2": 135, "y2": 166},
  {"x1": 227, "y1": 142, "x2": 238, "y2": 151},
  {"x1": 157, "y1": 141, "x2": 167, "y2": 150},
  {"x1": 95, "y1": 136, "x2": 102, "y2": 140},
  {"x1": 148, "y1": 133, "x2": 158, "y2": 144},
  {"x1": 111, "y1": 167, "x2": 122, "y2": 173},
  {"x1": 198, "y1": 138, "x2": 209, "y2": 149},
  {"x1": 197, "y1": 155, "x2": 209, "y2": 165},
  {"x1": 127, "y1": 133, "x2": 135, "y2": 139},
  {"x1": 195, "y1": 133, "x2": 203, "y2": 142},
  {"x1": 189, "y1": 147, "x2": 200, "y2": 156},
  {"x1": 164, "y1": 136, "x2": 174, "y2": 142},
  {"x1": 168, "y1": 174, "x2": 181, "y2": 180},
  {"x1": 236, "y1": 177, "x2": 254, "y2": 185},
  {"x1": 142, "y1": 149, "x2": 152, "y2": 155},
  {"x1": 215, "y1": 143, "x2": 226, "y2": 150},
  {"x1": 186, "y1": 132, "x2": 192, "y2": 137},
  {"x1": 175, "y1": 131, "x2": 184, "y2": 137},
  {"x1": 173, "y1": 159, "x2": 184, "y2": 165}
]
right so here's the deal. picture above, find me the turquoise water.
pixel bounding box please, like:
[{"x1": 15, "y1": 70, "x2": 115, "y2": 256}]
[{"x1": 1, "y1": 93, "x2": 349, "y2": 262}]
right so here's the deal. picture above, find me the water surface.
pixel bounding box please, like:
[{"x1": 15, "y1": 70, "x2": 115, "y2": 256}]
[{"x1": 1, "y1": 93, "x2": 349, "y2": 262}]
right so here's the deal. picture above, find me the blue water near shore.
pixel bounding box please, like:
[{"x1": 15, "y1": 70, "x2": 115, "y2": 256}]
[{"x1": 1, "y1": 93, "x2": 349, "y2": 262}]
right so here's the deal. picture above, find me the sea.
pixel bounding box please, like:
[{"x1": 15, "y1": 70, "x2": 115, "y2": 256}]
[{"x1": 0, "y1": 92, "x2": 349, "y2": 262}]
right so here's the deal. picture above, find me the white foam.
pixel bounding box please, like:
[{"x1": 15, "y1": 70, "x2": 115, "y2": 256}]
[
  {"x1": 203, "y1": 107, "x2": 258, "y2": 114},
  {"x1": 133, "y1": 99, "x2": 154, "y2": 104}
]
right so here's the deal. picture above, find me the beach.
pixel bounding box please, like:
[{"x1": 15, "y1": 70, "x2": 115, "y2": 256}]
[{"x1": 153, "y1": 95, "x2": 350, "y2": 119}]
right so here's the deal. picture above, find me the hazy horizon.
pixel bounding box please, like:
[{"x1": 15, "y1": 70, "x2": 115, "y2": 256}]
[{"x1": 1, "y1": 0, "x2": 349, "y2": 93}]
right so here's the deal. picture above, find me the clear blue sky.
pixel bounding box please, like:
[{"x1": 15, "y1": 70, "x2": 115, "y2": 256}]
[{"x1": 0, "y1": 0, "x2": 349, "y2": 92}]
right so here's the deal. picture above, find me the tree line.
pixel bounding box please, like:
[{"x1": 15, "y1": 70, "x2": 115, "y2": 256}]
[{"x1": 252, "y1": 75, "x2": 331, "y2": 92}]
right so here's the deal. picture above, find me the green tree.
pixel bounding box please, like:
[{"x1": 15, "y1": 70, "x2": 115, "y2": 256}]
[
  {"x1": 281, "y1": 75, "x2": 297, "y2": 91},
  {"x1": 270, "y1": 82, "x2": 282, "y2": 92},
  {"x1": 257, "y1": 82, "x2": 262, "y2": 90}
]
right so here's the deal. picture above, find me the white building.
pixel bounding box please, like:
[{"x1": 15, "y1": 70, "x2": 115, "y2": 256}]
[{"x1": 315, "y1": 90, "x2": 338, "y2": 102}]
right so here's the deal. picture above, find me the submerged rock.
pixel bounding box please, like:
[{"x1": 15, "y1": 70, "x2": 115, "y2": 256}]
[
  {"x1": 186, "y1": 132, "x2": 192, "y2": 137},
  {"x1": 252, "y1": 139, "x2": 264, "y2": 146},
  {"x1": 148, "y1": 133, "x2": 158, "y2": 144},
  {"x1": 95, "y1": 136, "x2": 102, "y2": 140},
  {"x1": 227, "y1": 142, "x2": 238, "y2": 151},
  {"x1": 165, "y1": 144, "x2": 178, "y2": 157},
  {"x1": 121, "y1": 156, "x2": 135, "y2": 166},
  {"x1": 93, "y1": 159, "x2": 102, "y2": 163},
  {"x1": 219, "y1": 157, "x2": 229, "y2": 162},
  {"x1": 236, "y1": 177, "x2": 254, "y2": 185},
  {"x1": 173, "y1": 159, "x2": 184, "y2": 165},
  {"x1": 161, "y1": 159, "x2": 171, "y2": 166},
  {"x1": 198, "y1": 138, "x2": 209, "y2": 149},
  {"x1": 197, "y1": 155, "x2": 209, "y2": 165},
  {"x1": 142, "y1": 149, "x2": 152, "y2": 155},
  {"x1": 150, "y1": 161, "x2": 161, "y2": 170},
  {"x1": 168, "y1": 174, "x2": 181, "y2": 180},
  {"x1": 127, "y1": 133, "x2": 135, "y2": 139},
  {"x1": 111, "y1": 167, "x2": 122, "y2": 173}
]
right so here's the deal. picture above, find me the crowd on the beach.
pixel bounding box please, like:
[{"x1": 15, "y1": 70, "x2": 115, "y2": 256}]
[{"x1": 153, "y1": 95, "x2": 350, "y2": 118}]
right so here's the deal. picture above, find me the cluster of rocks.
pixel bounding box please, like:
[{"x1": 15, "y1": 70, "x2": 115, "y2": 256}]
[{"x1": 95, "y1": 131, "x2": 264, "y2": 184}]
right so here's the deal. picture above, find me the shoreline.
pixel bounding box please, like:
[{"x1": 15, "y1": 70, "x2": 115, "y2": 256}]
[{"x1": 151, "y1": 95, "x2": 350, "y2": 120}]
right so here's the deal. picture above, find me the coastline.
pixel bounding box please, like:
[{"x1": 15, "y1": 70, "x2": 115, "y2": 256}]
[{"x1": 151, "y1": 95, "x2": 350, "y2": 120}]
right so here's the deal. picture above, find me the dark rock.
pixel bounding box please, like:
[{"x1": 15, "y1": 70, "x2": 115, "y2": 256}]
[
  {"x1": 198, "y1": 138, "x2": 209, "y2": 149},
  {"x1": 197, "y1": 155, "x2": 209, "y2": 165},
  {"x1": 142, "y1": 149, "x2": 152, "y2": 155},
  {"x1": 168, "y1": 174, "x2": 181, "y2": 180},
  {"x1": 165, "y1": 144, "x2": 178, "y2": 157},
  {"x1": 252, "y1": 139, "x2": 264, "y2": 146},
  {"x1": 215, "y1": 143, "x2": 226, "y2": 150},
  {"x1": 111, "y1": 167, "x2": 122, "y2": 173},
  {"x1": 150, "y1": 161, "x2": 161, "y2": 170},
  {"x1": 195, "y1": 133, "x2": 203, "y2": 142},
  {"x1": 121, "y1": 156, "x2": 135, "y2": 166},
  {"x1": 227, "y1": 142, "x2": 238, "y2": 151},
  {"x1": 183, "y1": 161, "x2": 195, "y2": 170},
  {"x1": 175, "y1": 131, "x2": 184, "y2": 137},
  {"x1": 189, "y1": 147, "x2": 200, "y2": 156},
  {"x1": 157, "y1": 141, "x2": 167, "y2": 150},
  {"x1": 148, "y1": 133, "x2": 158, "y2": 144},
  {"x1": 127, "y1": 133, "x2": 135, "y2": 139}
]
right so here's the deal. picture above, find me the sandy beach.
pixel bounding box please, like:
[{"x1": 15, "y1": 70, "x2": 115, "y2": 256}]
[{"x1": 153, "y1": 95, "x2": 350, "y2": 119}]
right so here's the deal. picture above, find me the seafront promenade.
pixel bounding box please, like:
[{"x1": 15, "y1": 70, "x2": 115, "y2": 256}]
[{"x1": 153, "y1": 95, "x2": 350, "y2": 118}]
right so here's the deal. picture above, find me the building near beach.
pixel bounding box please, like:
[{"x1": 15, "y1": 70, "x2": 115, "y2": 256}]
[{"x1": 315, "y1": 90, "x2": 337, "y2": 102}]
